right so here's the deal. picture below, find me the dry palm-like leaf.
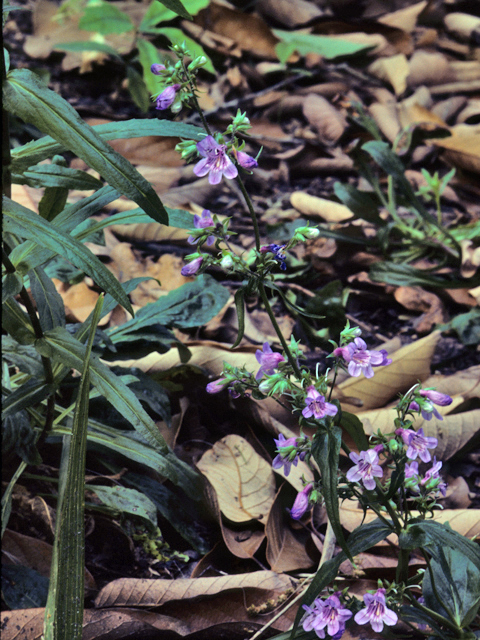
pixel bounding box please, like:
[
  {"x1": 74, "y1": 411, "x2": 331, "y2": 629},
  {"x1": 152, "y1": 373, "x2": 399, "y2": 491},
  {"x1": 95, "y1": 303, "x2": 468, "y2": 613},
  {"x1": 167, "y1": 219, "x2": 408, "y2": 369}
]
[
  {"x1": 197, "y1": 435, "x2": 276, "y2": 523},
  {"x1": 94, "y1": 570, "x2": 294, "y2": 608},
  {"x1": 336, "y1": 331, "x2": 440, "y2": 412},
  {"x1": 265, "y1": 485, "x2": 316, "y2": 572}
]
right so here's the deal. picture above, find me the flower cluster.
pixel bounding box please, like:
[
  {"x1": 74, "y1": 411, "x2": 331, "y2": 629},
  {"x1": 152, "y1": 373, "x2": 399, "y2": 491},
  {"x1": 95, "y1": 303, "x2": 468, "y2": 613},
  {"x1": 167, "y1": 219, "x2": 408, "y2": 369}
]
[
  {"x1": 405, "y1": 457, "x2": 447, "y2": 496},
  {"x1": 302, "y1": 593, "x2": 352, "y2": 639},
  {"x1": 259, "y1": 243, "x2": 288, "y2": 271},
  {"x1": 188, "y1": 209, "x2": 215, "y2": 246}
]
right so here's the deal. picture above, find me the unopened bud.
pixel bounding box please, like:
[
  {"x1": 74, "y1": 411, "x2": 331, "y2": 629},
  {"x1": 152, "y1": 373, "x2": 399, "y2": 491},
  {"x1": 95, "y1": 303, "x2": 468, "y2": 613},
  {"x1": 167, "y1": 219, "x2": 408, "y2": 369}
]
[
  {"x1": 220, "y1": 253, "x2": 234, "y2": 269},
  {"x1": 151, "y1": 63, "x2": 166, "y2": 75},
  {"x1": 188, "y1": 56, "x2": 207, "y2": 71}
]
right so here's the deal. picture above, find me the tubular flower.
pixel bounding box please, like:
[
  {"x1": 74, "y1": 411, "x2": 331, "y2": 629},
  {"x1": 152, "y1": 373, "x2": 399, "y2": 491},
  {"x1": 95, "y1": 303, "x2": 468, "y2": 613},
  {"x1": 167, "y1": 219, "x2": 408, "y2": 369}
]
[
  {"x1": 235, "y1": 149, "x2": 258, "y2": 169},
  {"x1": 272, "y1": 433, "x2": 299, "y2": 476},
  {"x1": 404, "y1": 461, "x2": 420, "y2": 493},
  {"x1": 333, "y1": 337, "x2": 391, "y2": 379},
  {"x1": 421, "y1": 456, "x2": 447, "y2": 496},
  {"x1": 206, "y1": 378, "x2": 229, "y2": 394},
  {"x1": 151, "y1": 63, "x2": 166, "y2": 75},
  {"x1": 290, "y1": 483, "x2": 313, "y2": 520},
  {"x1": 395, "y1": 427, "x2": 438, "y2": 463},
  {"x1": 188, "y1": 209, "x2": 215, "y2": 246},
  {"x1": 260, "y1": 243, "x2": 287, "y2": 270},
  {"x1": 409, "y1": 389, "x2": 452, "y2": 421},
  {"x1": 302, "y1": 386, "x2": 338, "y2": 421},
  {"x1": 193, "y1": 136, "x2": 238, "y2": 185},
  {"x1": 302, "y1": 594, "x2": 352, "y2": 639},
  {"x1": 255, "y1": 342, "x2": 285, "y2": 380},
  {"x1": 354, "y1": 588, "x2": 398, "y2": 633},
  {"x1": 155, "y1": 84, "x2": 181, "y2": 110},
  {"x1": 346, "y1": 449, "x2": 383, "y2": 491},
  {"x1": 181, "y1": 256, "x2": 203, "y2": 277}
]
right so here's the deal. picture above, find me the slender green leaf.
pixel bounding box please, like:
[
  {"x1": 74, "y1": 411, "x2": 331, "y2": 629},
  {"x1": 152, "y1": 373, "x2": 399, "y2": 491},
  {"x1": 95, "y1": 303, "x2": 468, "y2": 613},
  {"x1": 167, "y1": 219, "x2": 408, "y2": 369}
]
[
  {"x1": 2, "y1": 379, "x2": 55, "y2": 418},
  {"x1": 413, "y1": 521, "x2": 480, "y2": 572},
  {"x1": 136, "y1": 37, "x2": 163, "y2": 96},
  {"x1": 37, "y1": 326, "x2": 169, "y2": 454},
  {"x1": 155, "y1": 0, "x2": 192, "y2": 21},
  {"x1": 1, "y1": 459, "x2": 28, "y2": 538},
  {"x1": 38, "y1": 156, "x2": 69, "y2": 221},
  {"x1": 17, "y1": 164, "x2": 104, "y2": 191},
  {"x1": 78, "y1": 1, "x2": 135, "y2": 35},
  {"x1": 2, "y1": 298, "x2": 36, "y2": 345},
  {"x1": 11, "y1": 120, "x2": 205, "y2": 173},
  {"x1": 231, "y1": 287, "x2": 245, "y2": 349},
  {"x1": 274, "y1": 29, "x2": 373, "y2": 64},
  {"x1": 311, "y1": 427, "x2": 352, "y2": 561},
  {"x1": 290, "y1": 519, "x2": 393, "y2": 637},
  {"x1": 2, "y1": 335, "x2": 43, "y2": 376},
  {"x1": 87, "y1": 485, "x2": 157, "y2": 527},
  {"x1": 126, "y1": 64, "x2": 151, "y2": 113},
  {"x1": 29, "y1": 267, "x2": 66, "y2": 330},
  {"x1": 140, "y1": 0, "x2": 207, "y2": 30},
  {"x1": 370, "y1": 262, "x2": 480, "y2": 289},
  {"x1": 53, "y1": 41, "x2": 122, "y2": 60},
  {"x1": 10, "y1": 185, "x2": 120, "y2": 272},
  {"x1": 333, "y1": 182, "x2": 382, "y2": 224},
  {"x1": 44, "y1": 297, "x2": 103, "y2": 640},
  {"x1": 340, "y1": 411, "x2": 370, "y2": 452},
  {"x1": 4, "y1": 69, "x2": 168, "y2": 224},
  {"x1": 3, "y1": 196, "x2": 133, "y2": 314},
  {"x1": 2, "y1": 272, "x2": 23, "y2": 303}
]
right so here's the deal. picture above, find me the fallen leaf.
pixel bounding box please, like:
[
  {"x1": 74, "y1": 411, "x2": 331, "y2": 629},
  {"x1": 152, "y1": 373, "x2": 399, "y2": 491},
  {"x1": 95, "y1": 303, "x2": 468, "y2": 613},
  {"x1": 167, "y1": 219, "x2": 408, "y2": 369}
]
[
  {"x1": 444, "y1": 12, "x2": 480, "y2": 41},
  {"x1": 302, "y1": 94, "x2": 347, "y2": 145},
  {"x1": 265, "y1": 484, "x2": 316, "y2": 571},
  {"x1": 408, "y1": 50, "x2": 456, "y2": 87},
  {"x1": 432, "y1": 124, "x2": 480, "y2": 174},
  {"x1": 256, "y1": 0, "x2": 324, "y2": 28},
  {"x1": 197, "y1": 435, "x2": 276, "y2": 523},
  {"x1": 442, "y1": 476, "x2": 472, "y2": 509},
  {"x1": 368, "y1": 54, "x2": 410, "y2": 96},
  {"x1": 94, "y1": 570, "x2": 294, "y2": 608},
  {"x1": 378, "y1": 1, "x2": 428, "y2": 33},
  {"x1": 62, "y1": 281, "x2": 100, "y2": 324},
  {"x1": 393, "y1": 286, "x2": 447, "y2": 333},
  {"x1": 290, "y1": 192, "x2": 353, "y2": 222}
]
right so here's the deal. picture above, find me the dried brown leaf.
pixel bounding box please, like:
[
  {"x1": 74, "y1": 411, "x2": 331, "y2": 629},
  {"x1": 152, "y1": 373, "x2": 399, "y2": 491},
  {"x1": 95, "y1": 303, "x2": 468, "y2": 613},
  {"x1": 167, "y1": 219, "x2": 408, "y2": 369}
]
[
  {"x1": 290, "y1": 192, "x2": 353, "y2": 222},
  {"x1": 265, "y1": 485, "x2": 316, "y2": 572},
  {"x1": 197, "y1": 435, "x2": 276, "y2": 523},
  {"x1": 256, "y1": 0, "x2": 324, "y2": 28},
  {"x1": 368, "y1": 54, "x2": 410, "y2": 96},
  {"x1": 393, "y1": 286, "x2": 447, "y2": 333},
  {"x1": 432, "y1": 124, "x2": 480, "y2": 174},
  {"x1": 302, "y1": 94, "x2": 347, "y2": 146},
  {"x1": 94, "y1": 571, "x2": 293, "y2": 608},
  {"x1": 378, "y1": 1, "x2": 428, "y2": 33},
  {"x1": 444, "y1": 12, "x2": 480, "y2": 41}
]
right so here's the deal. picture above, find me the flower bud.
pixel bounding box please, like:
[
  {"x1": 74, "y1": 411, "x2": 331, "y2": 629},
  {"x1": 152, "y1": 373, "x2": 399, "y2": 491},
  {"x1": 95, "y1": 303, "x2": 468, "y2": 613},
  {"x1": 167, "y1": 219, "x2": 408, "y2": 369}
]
[
  {"x1": 181, "y1": 256, "x2": 203, "y2": 277},
  {"x1": 220, "y1": 253, "x2": 234, "y2": 270},
  {"x1": 188, "y1": 56, "x2": 207, "y2": 71},
  {"x1": 151, "y1": 63, "x2": 166, "y2": 75},
  {"x1": 155, "y1": 84, "x2": 181, "y2": 110}
]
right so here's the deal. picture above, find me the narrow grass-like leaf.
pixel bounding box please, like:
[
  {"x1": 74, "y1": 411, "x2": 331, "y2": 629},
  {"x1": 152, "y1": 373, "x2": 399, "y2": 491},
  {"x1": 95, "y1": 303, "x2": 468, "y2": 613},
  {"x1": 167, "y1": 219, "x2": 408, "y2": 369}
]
[
  {"x1": 2, "y1": 379, "x2": 55, "y2": 418},
  {"x1": 231, "y1": 287, "x2": 245, "y2": 349},
  {"x1": 1, "y1": 459, "x2": 28, "y2": 538},
  {"x1": 11, "y1": 121, "x2": 205, "y2": 173},
  {"x1": 311, "y1": 427, "x2": 352, "y2": 561},
  {"x1": 38, "y1": 327, "x2": 168, "y2": 453},
  {"x1": 2, "y1": 272, "x2": 23, "y2": 303},
  {"x1": 4, "y1": 69, "x2": 167, "y2": 223},
  {"x1": 2, "y1": 298, "x2": 36, "y2": 345},
  {"x1": 53, "y1": 41, "x2": 122, "y2": 60},
  {"x1": 16, "y1": 164, "x2": 103, "y2": 191},
  {"x1": 3, "y1": 196, "x2": 133, "y2": 314},
  {"x1": 29, "y1": 267, "x2": 65, "y2": 330},
  {"x1": 44, "y1": 296, "x2": 103, "y2": 640},
  {"x1": 155, "y1": 0, "x2": 192, "y2": 20},
  {"x1": 10, "y1": 186, "x2": 120, "y2": 272},
  {"x1": 290, "y1": 519, "x2": 393, "y2": 637}
]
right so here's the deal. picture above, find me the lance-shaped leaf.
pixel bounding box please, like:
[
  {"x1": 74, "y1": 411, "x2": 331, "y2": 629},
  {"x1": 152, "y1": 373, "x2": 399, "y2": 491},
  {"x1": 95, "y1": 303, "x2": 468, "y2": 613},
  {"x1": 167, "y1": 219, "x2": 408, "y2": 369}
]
[
  {"x1": 311, "y1": 427, "x2": 352, "y2": 561},
  {"x1": 3, "y1": 69, "x2": 168, "y2": 224},
  {"x1": 11, "y1": 119, "x2": 205, "y2": 173},
  {"x1": 36, "y1": 327, "x2": 170, "y2": 455},
  {"x1": 3, "y1": 196, "x2": 133, "y2": 314}
]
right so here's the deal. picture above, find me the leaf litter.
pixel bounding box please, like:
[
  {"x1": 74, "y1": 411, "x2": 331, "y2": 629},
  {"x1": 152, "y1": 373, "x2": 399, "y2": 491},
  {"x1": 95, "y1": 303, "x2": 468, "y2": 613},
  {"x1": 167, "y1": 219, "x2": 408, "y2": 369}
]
[{"x1": 3, "y1": 0, "x2": 480, "y2": 638}]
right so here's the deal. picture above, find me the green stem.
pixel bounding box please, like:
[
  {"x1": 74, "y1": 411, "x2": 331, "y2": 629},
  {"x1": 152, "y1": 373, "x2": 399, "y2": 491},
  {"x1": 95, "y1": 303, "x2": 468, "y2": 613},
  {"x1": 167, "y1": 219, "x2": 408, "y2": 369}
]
[
  {"x1": 235, "y1": 173, "x2": 261, "y2": 250},
  {"x1": 258, "y1": 282, "x2": 301, "y2": 379}
]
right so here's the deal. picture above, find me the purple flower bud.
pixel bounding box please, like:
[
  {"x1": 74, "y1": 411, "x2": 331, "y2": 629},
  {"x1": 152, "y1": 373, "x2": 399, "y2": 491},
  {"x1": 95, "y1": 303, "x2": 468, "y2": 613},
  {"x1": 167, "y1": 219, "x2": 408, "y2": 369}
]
[
  {"x1": 155, "y1": 84, "x2": 181, "y2": 110},
  {"x1": 181, "y1": 256, "x2": 203, "y2": 277},
  {"x1": 151, "y1": 63, "x2": 166, "y2": 75},
  {"x1": 419, "y1": 389, "x2": 452, "y2": 406},
  {"x1": 235, "y1": 149, "x2": 258, "y2": 169},
  {"x1": 206, "y1": 378, "x2": 229, "y2": 394},
  {"x1": 290, "y1": 484, "x2": 313, "y2": 520},
  {"x1": 255, "y1": 342, "x2": 285, "y2": 380}
]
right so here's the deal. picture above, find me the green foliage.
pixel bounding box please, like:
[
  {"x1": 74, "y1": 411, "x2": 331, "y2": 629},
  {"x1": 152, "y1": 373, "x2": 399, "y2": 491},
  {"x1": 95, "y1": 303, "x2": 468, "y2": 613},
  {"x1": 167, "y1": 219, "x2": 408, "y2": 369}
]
[{"x1": 273, "y1": 29, "x2": 374, "y2": 64}]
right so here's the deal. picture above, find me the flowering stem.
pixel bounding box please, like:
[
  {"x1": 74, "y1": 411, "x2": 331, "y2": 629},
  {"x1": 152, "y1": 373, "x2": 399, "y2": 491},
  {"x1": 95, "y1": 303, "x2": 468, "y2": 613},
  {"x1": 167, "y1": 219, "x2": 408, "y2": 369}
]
[
  {"x1": 258, "y1": 282, "x2": 301, "y2": 379},
  {"x1": 235, "y1": 173, "x2": 261, "y2": 250}
]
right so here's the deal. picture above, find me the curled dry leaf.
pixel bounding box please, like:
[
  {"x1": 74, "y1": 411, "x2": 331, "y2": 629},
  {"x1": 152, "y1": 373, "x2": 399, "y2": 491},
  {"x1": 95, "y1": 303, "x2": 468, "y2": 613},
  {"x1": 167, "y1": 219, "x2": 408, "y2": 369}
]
[
  {"x1": 337, "y1": 332, "x2": 440, "y2": 412},
  {"x1": 393, "y1": 286, "x2": 448, "y2": 333},
  {"x1": 444, "y1": 12, "x2": 480, "y2": 41},
  {"x1": 302, "y1": 94, "x2": 347, "y2": 146},
  {"x1": 265, "y1": 484, "x2": 316, "y2": 572},
  {"x1": 197, "y1": 435, "x2": 276, "y2": 523},
  {"x1": 256, "y1": 0, "x2": 324, "y2": 28},
  {"x1": 432, "y1": 124, "x2": 480, "y2": 174},
  {"x1": 407, "y1": 50, "x2": 456, "y2": 87},
  {"x1": 94, "y1": 570, "x2": 294, "y2": 608},
  {"x1": 290, "y1": 192, "x2": 354, "y2": 222}
]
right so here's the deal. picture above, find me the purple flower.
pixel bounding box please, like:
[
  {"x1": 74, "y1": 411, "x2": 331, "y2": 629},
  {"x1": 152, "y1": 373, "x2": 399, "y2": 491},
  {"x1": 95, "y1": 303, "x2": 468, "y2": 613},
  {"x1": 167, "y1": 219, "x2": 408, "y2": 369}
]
[
  {"x1": 302, "y1": 386, "x2": 338, "y2": 421},
  {"x1": 260, "y1": 243, "x2": 287, "y2": 271},
  {"x1": 193, "y1": 136, "x2": 238, "y2": 185},
  {"x1": 206, "y1": 378, "x2": 229, "y2": 394},
  {"x1": 188, "y1": 209, "x2": 215, "y2": 246},
  {"x1": 255, "y1": 342, "x2": 285, "y2": 380},
  {"x1": 151, "y1": 63, "x2": 166, "y2": 75},
  {"x1": 420, "y1": 389, "x2": 452, "y2": 406},
  {"x1": 395, "y1": 427, "x2": 438, "y2": 463},
  {"x1": 235, "y1": 149, "x2": 258, "y2": 169},
  {"x1": 346, "y1": 449, "x2": 383, "y2": 491},
  {"x1": 272, "y1": 433, "x2": 298, "y2": 476},
  {"x1": 155, "y1": 84, "x2": 181, "y2": 110},
  {"x1": 290, "y1": 483, "x2": 313, "y2": 520},
  {"x1": 333, "y1": 338, "x2": 392, "y2": 379},
  {"x1": 302, "y1": 594, "x2": 352, "y2": 638},
  {"x1": 421, "y1": 456, "x2": 447, "y2": 496},
  {"x1": 409, "y1": 389, "x2": 452, "y2": 421},
  {"x1": 404, "y1": 460, "x2": 420, "y2": 492},
  {"x1": 354, "y1": 588, "x2": 398, "y2": 633},
  {"x1": 181, "y1": 256, "x2": 203, "y2": 277}
]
